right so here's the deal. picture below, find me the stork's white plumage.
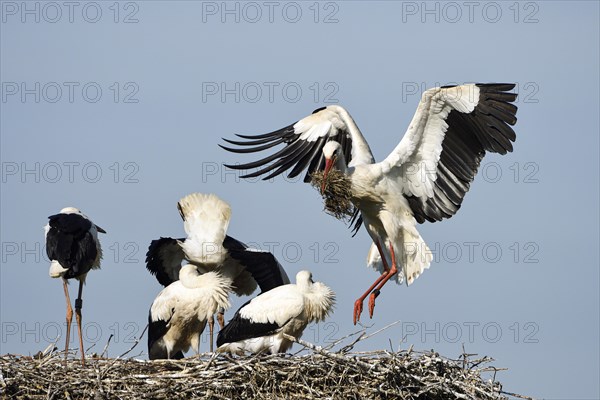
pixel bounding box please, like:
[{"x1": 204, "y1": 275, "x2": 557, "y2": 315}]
[
  {"x1": 216, "y1": 270, "x2": 335, "y2": 355},
  {"x1": 221, "y1": 83, "x2": 518, "y2": 324},
  {"x1": 145, "y1": 192, "x2": 290, "y2": 349},
  {"x1": 148, "y1": 265, "x2": 232, "y2": 359},
  {"x1": 44, "y1": 207, "x2": 106, "y2": 365},
  {"x1": 146, "y1": 193, "x2": 289, "y2": 294},
  {"x1": 178, "y1": 193, "x2": 231, "y2": 267}
]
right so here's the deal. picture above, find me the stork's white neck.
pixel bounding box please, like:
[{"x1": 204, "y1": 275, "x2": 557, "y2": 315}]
[
  {"x1": 328, "y1": 105, "x2": 375, "y2": 166},
  {"x1": 179, "y1": 264, "x2": 204, "y2": 288}
]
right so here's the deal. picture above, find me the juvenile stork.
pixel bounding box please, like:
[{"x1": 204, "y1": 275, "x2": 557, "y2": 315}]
[
  {"x1": 221, "y1": 83, "x2": 518, "y2": 324},
  {"x1": 216, "y1": 270, "x2": 335, "y2": 355},
  {"x1": 44, "y1": 207, "x2": 106, "y2": 365},
  {"x1": 148, "y1": 265, "x2": 232, "y2": 359}
]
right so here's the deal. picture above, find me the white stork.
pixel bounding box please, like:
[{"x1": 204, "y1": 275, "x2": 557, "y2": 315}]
[
  {"x1": 221, "y1": 83, "x2": 518, "y2": 324},
  {"x1": 145, "y1": 192, "x2": 290, "y2": 350},
  {"x1": 148, "y1": 265, "x2": 231, "y2": 359},
  {"x1": 216, "y1": 270, "x2": 335, "y2": 355},
  {"x1": 44, "y1": 207, "x2": 106, "y2": 365}
]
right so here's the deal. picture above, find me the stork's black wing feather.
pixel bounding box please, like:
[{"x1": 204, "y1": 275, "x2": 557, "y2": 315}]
[
  {"x1": 221, "y1": 107, "x2": 358, "y2": 234},
  {"x1": 349, "y1": 209, "x2": 363, "y2": 237},
  {"x1": 223, "y1": 235, "x2": 248, "y2": 252},
  {"x1": 220, "y1": 108, "x2": 355, "y2": 184},
  {"x1": 407, "y1": 83, "x2": 518, "y2": 223},
  {"x1": 145, "y1": 237, "x2": 186, "y2": 287},
  {"x1": 216, "y1": 299, "x2": 281, "y2": 347},
  {"x1": 45, "y1": 213, "x2": 97, "y2": 279},
  {"x1": 147, "y1": 309, "x2": 184, "y2": 360},
  {"x1": 225, "y1": 245, "x2": 289, "y2": 294}
]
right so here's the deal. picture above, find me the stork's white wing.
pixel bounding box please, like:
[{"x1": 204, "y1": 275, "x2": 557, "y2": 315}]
[
  {"x1": 239, "y1": 285, "x2": 304, "y2": 327},
  {"x1": 381, "y1": 83, "x2": 518, "y2": 223},
  {"x1": 149, "y1": 281, "x2": 183, "y2": 323},
  {"x1": 221, "y1": 105, "x2": 375, "y2": 183}
]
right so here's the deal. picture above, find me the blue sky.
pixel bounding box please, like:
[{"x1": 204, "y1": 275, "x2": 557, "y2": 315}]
[{"x1": 1, "y1": 1, "x2": 599, "y2": 398}]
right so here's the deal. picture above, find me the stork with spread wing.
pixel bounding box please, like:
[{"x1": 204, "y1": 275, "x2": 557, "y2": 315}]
[{"x1": 221, "y1": 84, "x2": 518, "y2": 324}]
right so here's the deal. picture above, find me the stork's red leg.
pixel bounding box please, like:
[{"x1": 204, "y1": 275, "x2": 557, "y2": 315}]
[
  {"x1": 368, "y1": 244, "x2": 398, "y2": 318},
  {"x1": 208, "y1": 315, "x2": 215, "y2": 352},
  {"x1": 75, "y1": 280, "x2": 85, "y2": 366},
  {"x1": 353, "y1": 241, "x2": 390, "y2": 325},
  {"x1": 217, "y1": 309, "x2": 225, "y2": 329},
  {"x1": 62, "y1": 278, "x2": 73, "y2": 362}
]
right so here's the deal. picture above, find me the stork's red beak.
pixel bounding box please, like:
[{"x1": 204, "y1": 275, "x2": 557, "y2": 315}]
[{"x1": 321, "y1": 157, "x2": 335, "y2": 194}]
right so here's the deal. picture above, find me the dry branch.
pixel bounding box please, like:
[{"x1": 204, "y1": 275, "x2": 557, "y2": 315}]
[
  {"x1": 310, "y1": 170, "x2": 356, "y2": 221},
  {"x1": 0, "y1": 341, "x2": 531, "y2": 400}
]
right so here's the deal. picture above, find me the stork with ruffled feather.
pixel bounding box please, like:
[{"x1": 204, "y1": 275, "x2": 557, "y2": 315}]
[{"x1": 145, "y1": 193, "x2": 290, "y2": 355}]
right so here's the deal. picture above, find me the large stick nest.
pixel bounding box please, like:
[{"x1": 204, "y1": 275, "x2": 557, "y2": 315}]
[
  {"x1": 310, "y1": 170, "x2": 356, "y2": 221},
  {"x1": 0, "y1": 338, "x2": 531, "y2": 400}
]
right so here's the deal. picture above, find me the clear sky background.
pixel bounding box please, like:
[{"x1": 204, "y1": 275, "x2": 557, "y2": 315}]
[{"x1": 1, "y1": 1, "x2": 598, "y2": 398}]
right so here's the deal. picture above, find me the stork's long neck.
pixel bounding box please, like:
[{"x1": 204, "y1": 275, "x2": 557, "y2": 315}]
[
  {"x1": 179, "y1": 266, "x2": 233, "y2": 308},
  {"x1": 330, "y1": 106, "x2": 375, "y2": 166},
  {"x1": 179, "y1": 265, "x2": 203, "y2": 288}
]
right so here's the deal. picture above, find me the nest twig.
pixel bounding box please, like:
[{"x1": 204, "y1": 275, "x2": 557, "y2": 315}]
[
  {"x1": 310, "y1": 170, "x2": 355, "y2": 221},
  {"x1": 0, "y1": 341, "x2": 532, "y2": 399}
]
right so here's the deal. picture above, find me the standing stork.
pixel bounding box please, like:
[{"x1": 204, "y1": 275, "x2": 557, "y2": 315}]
[
  {"x1": 145, "y1": 193, "x2": 290, "y2": 350},
  {"x1": 45, "y1": 207, "x2": 106, "y2": 365},
  {"x1": 148, "y1": 265, "x2": 232, "y2": 359},
  {"x1": 221, "y1": 83, "x2": 518, "y2": 324},
  {"x1": 216, "y1": 270, "x2": 335, "y2": 355}
]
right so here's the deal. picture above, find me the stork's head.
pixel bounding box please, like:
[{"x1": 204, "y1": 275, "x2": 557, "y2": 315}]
[
  {"x1": 321, "y1": 141, "x2": 343, "y2": 193},
  {"x1": 60, "y1": 207, "x2": 83, "y2": 215},
  {"x1": 295, "y1": 270, "x2": 335, "y2": 319},
  {"x1": 179, "y1": 263, "x2": 200, "y2": 282},
  {"x1": 296, "y1": 270, "x2": 314, "y2": 289}
]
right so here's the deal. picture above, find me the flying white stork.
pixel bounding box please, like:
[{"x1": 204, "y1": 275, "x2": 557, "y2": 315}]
[
  {"x1": 145, "y1": 192, "x2": 290, "y2": 350},
  {"x1": 44, "y1": 207, "x2": 106, "y2": 365},
  {"x1": 148, "y1": 265, "x2": 231, "y2": 359},
  {"x1": 216, "y1": 270, "x2": 335, "y2": 355},
  {"x1": 221, "y1": 83, "x2": 518, "y2": 324}
]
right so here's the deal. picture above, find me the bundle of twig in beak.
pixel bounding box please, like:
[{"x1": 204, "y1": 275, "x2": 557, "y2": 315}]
[{"x1": 310, "y1": 170, "x2": 355, "y2": 221}]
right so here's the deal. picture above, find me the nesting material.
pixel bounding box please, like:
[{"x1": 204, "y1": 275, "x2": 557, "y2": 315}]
[
  {"x1": 310, "y1": 170, "x2": 355, "y2": 221},
  {"x1": 0, "y1": 346, "x2": 528, "y2": 399}
]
